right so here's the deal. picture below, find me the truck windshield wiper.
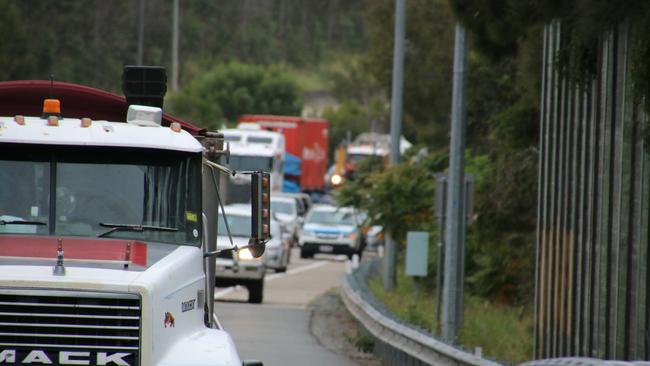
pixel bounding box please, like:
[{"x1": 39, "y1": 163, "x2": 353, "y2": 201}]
[
  {"x1": 97, "y1": 223, "x2": 178, "y2": 238},
  {"x1": 0, "y1": 219, "x2": 47, "y2": 226}
]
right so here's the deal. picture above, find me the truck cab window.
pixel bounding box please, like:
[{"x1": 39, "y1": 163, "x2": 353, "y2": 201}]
[
  {"x1": 0, "y1": 160, "x2": 50, "y2": 234},
  {"x1": 0, "y1": 145, "x2": 202, "y2": 246}
]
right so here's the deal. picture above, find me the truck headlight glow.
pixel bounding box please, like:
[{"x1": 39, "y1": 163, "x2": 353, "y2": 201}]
[
  {"x1": 238, "y1": 248, "x2": 254, "y2": 260},
  {"x1": 331, "y1": 174, "x2": 343, "y2": 186}
]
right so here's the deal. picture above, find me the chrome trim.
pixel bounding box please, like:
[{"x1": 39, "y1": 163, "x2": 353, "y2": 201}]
[
  {"x1": 0, "y1": 312, "x2": 140, "y2": 320},
  {"x1": 0, "y1": 301, "x2": 140, "y2": 310},
  {"x1": 0, "y1": 288, "x2": 140, "y2": 299},
  {"x1": 0, "y1": 332, "x2": 139, "y2": 340},
  {"x1": 0, "y1": 322, "x2": 139, "y2": 330},
  {"x1": 0, "y1": 342, "x2": 139, "y2": 350}
]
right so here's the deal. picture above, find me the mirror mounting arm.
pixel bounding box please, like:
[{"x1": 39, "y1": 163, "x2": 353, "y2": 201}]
[{"x1": 203, "y1": 238, "x2": 269, "y2": 259}]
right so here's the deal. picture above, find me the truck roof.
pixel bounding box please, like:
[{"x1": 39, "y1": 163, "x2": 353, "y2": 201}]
[
  {"x1": 0, "y1": 116, "x2": 202, "y2": 153},
  {"x1": 0, "y1": 80, "x2": 205, "y2": 135},
  {"x1": 347, "y1": 144, "x2": 389, "y2": 156},
  {"x1": 238, "y1": 114, "x2": 328, "y2": 125}
]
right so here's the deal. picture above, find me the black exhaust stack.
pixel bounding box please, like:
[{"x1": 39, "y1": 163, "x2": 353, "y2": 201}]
[{"x1": 122, "y1": 65, "x2": 167, "y2": 109}]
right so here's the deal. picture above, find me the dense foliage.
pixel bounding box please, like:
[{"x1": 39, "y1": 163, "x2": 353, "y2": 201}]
[
  {"x1": 325, "y1": 0, "x2": 541, "y2": 305},
  {"x1": 0, "y1": 0, "x2": 366, "y2": 92},
  {"x1": 449, "y1": 1, "x2": 650, "y2": 97},
  {"x1": 167, "y1": 61, "x2": 302, "y2": 129}
]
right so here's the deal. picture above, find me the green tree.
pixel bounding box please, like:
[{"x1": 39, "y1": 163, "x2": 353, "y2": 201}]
[{"x1": 167, "y1": 61, "x2": 302, "y2": 130}]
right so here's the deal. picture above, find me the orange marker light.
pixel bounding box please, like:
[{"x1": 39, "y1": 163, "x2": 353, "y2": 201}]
[
  {"x1": 14, "y1": 115, "x2": 25, "y2": 125},
  {"x1": 43, "y1": 99, "x2": 61, "y2": 115},
  {"x1": 170, "y1": 122, "x2": 182, "y2": 133},
  {"x1": 81, "y1": 118, "x2": 92, "y2": 128}
]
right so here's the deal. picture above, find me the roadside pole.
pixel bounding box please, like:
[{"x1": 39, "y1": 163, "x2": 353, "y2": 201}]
[
  {"x1": 137, "y1": 0, "x2": 145, "y2": 65},
  {"x1": 442, "y1": 24, "x2": 468, "y2": 343},
  {"x1": 171, "y1": 0, "x2": 180, "y2": 92},
  {"x1": 383, "y1": 0, "x2": 406, "y2": 291}
]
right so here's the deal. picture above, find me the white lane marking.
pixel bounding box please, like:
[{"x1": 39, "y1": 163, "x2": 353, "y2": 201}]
[
  {"x1": 214, "y1": 260, "x2": 330, "y2": 299},
  {"x1": 266, "y1": 260, "x2": 329, "y2": 281}
]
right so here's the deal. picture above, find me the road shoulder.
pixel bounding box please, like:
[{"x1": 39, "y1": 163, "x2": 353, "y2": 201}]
[{"x1": 308, "y1": 289, "x2": 382, "y2": 366}]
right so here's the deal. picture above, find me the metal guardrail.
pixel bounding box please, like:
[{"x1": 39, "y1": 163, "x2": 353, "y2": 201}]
[
  {"x1": 341, "y1": 259, "x2": 502, "y2": 366},
  {"x1": 519, "y1": 358, "x2": 650, "y2": 366}
]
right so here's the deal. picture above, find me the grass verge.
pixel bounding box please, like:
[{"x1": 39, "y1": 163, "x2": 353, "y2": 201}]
[{"x1": 367, "y1": 264, "x2": 533, "y2": 364}]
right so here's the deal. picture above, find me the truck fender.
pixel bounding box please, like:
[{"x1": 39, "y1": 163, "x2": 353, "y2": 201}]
[{"x1": 157, "y1": 328, "x2": 242, "y2": 366}]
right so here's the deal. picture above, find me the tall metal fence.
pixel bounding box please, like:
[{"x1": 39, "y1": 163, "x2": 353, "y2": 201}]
[{"x1": 535, "y1": 21, "x2": 649, "y2": 360}]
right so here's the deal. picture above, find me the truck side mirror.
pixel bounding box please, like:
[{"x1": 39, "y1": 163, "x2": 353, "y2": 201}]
[{"x1": 250, "y1": 171, "x2": 270, "y2": 258}]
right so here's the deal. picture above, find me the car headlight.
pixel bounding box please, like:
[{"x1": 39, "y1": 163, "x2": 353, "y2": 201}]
[
  {"x1": 301, "y1": 230, "x2": 314, "y2": 237},
  {"x1": 238, "y1": 248, "x2": 254, "y2": 260},
  {"x1": 347, "y1": 232, "x2": 356, "y2": 240}
]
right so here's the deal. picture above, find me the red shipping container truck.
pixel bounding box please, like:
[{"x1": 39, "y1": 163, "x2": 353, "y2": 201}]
[{"x1": 238, "y1": 114, "x2": 328, "y2": 192}]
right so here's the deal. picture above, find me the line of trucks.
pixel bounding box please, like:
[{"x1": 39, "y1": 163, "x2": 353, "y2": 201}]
[
  {"x1": 220, "y1": 114, "x2": 329, "y2": 204},
  {"x1": 0, "y1": 65, "x2": 402, "y2": 365}
]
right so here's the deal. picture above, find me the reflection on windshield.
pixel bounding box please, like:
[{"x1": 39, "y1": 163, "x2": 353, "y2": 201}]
[
  {"x1": 271, "y1": 201, "x2": 295, "y2": 215},
  {"x1": 307, "y1": 210, "x2": 355, "y2": 226},
  {"x1": 0, "y1": 160, "x2": 50, "y2": 235},
  {"x1": 0, "y1": 145, "x2": 202, "y2": 246},
  {"x1": 229, "y1": 155, "x2": 273, "y2": 171},
  {"x1": 218, "y1": 214, "x2": 250, "y2": 237}
]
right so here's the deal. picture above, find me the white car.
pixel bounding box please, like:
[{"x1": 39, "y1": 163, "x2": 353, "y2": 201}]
[
  {"x1": 270, "y1": 195, "x2": 301, "y2": 245},
  {"x1": 298, "y1": 205, "x2": 364, "y2": 259},
  {"x1": 215, "y1": 204, "x2": 266, "y2": 303},
  {"x1": 265, "y1": 219, "x2": 291, "y2": 273}
]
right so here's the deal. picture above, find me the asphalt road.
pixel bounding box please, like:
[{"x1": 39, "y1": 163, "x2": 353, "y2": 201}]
[{"x1": 214, "y1": 248, "x2": 359, "y2": 366}]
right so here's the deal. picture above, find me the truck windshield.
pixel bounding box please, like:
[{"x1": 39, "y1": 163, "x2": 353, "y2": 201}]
[
  {"x1": 0, "y1": 144, "x2": 202, "y2": 246},
  {"x1": 229, "y1": 155, "x2": 273, "y2": 171}
]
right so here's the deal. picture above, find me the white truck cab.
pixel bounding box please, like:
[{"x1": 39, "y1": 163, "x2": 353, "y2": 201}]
[
  {"x1": 220, "y1": 128, "x2": 285, "y2": 204},
  {"x1": 0, "y1": 79, "x2": 264, "y2": 366}
]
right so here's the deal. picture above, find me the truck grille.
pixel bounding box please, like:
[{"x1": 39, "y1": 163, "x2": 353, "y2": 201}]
[{"x1": 0, "y1": 289, "x2": 141, "y2": 365}]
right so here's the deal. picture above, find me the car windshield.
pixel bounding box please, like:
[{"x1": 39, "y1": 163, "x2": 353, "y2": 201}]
[
  {"x1": 218, "y1": 213, "x2": 250, "y2": 237},
  {"x1": 306, "y1": 210, "x2": 356, "y2": 226},
  {"x1": 271, "y1": 201, "x2": 295, "y2": 215},
  {"x1": 229, "y1": 155, "x2": 273, "y2": 171},
  {"x1": 0, "y1": 144, "x2": 202, "y2": 246}
]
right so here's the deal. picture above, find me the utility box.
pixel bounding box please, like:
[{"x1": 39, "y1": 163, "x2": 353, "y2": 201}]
[{"x1": 405, "y1": 231, "x2": 429, "y2": 277}]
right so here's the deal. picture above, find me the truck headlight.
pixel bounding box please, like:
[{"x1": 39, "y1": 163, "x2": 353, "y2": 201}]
[
  {"x1": 331, "y1": 174, "x2": 343, "y2": 185},
  {"x1": 238, "y1": 248, "x2": 254, "y2": 260}
]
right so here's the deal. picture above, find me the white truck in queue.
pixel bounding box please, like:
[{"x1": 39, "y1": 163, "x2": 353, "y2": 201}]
[
  {"x1": 0, "y1": 72, "x2": 269, "y2": 366},
  {"x1": 220, "y1": 126, "x2": 285, "y2": 204}
]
